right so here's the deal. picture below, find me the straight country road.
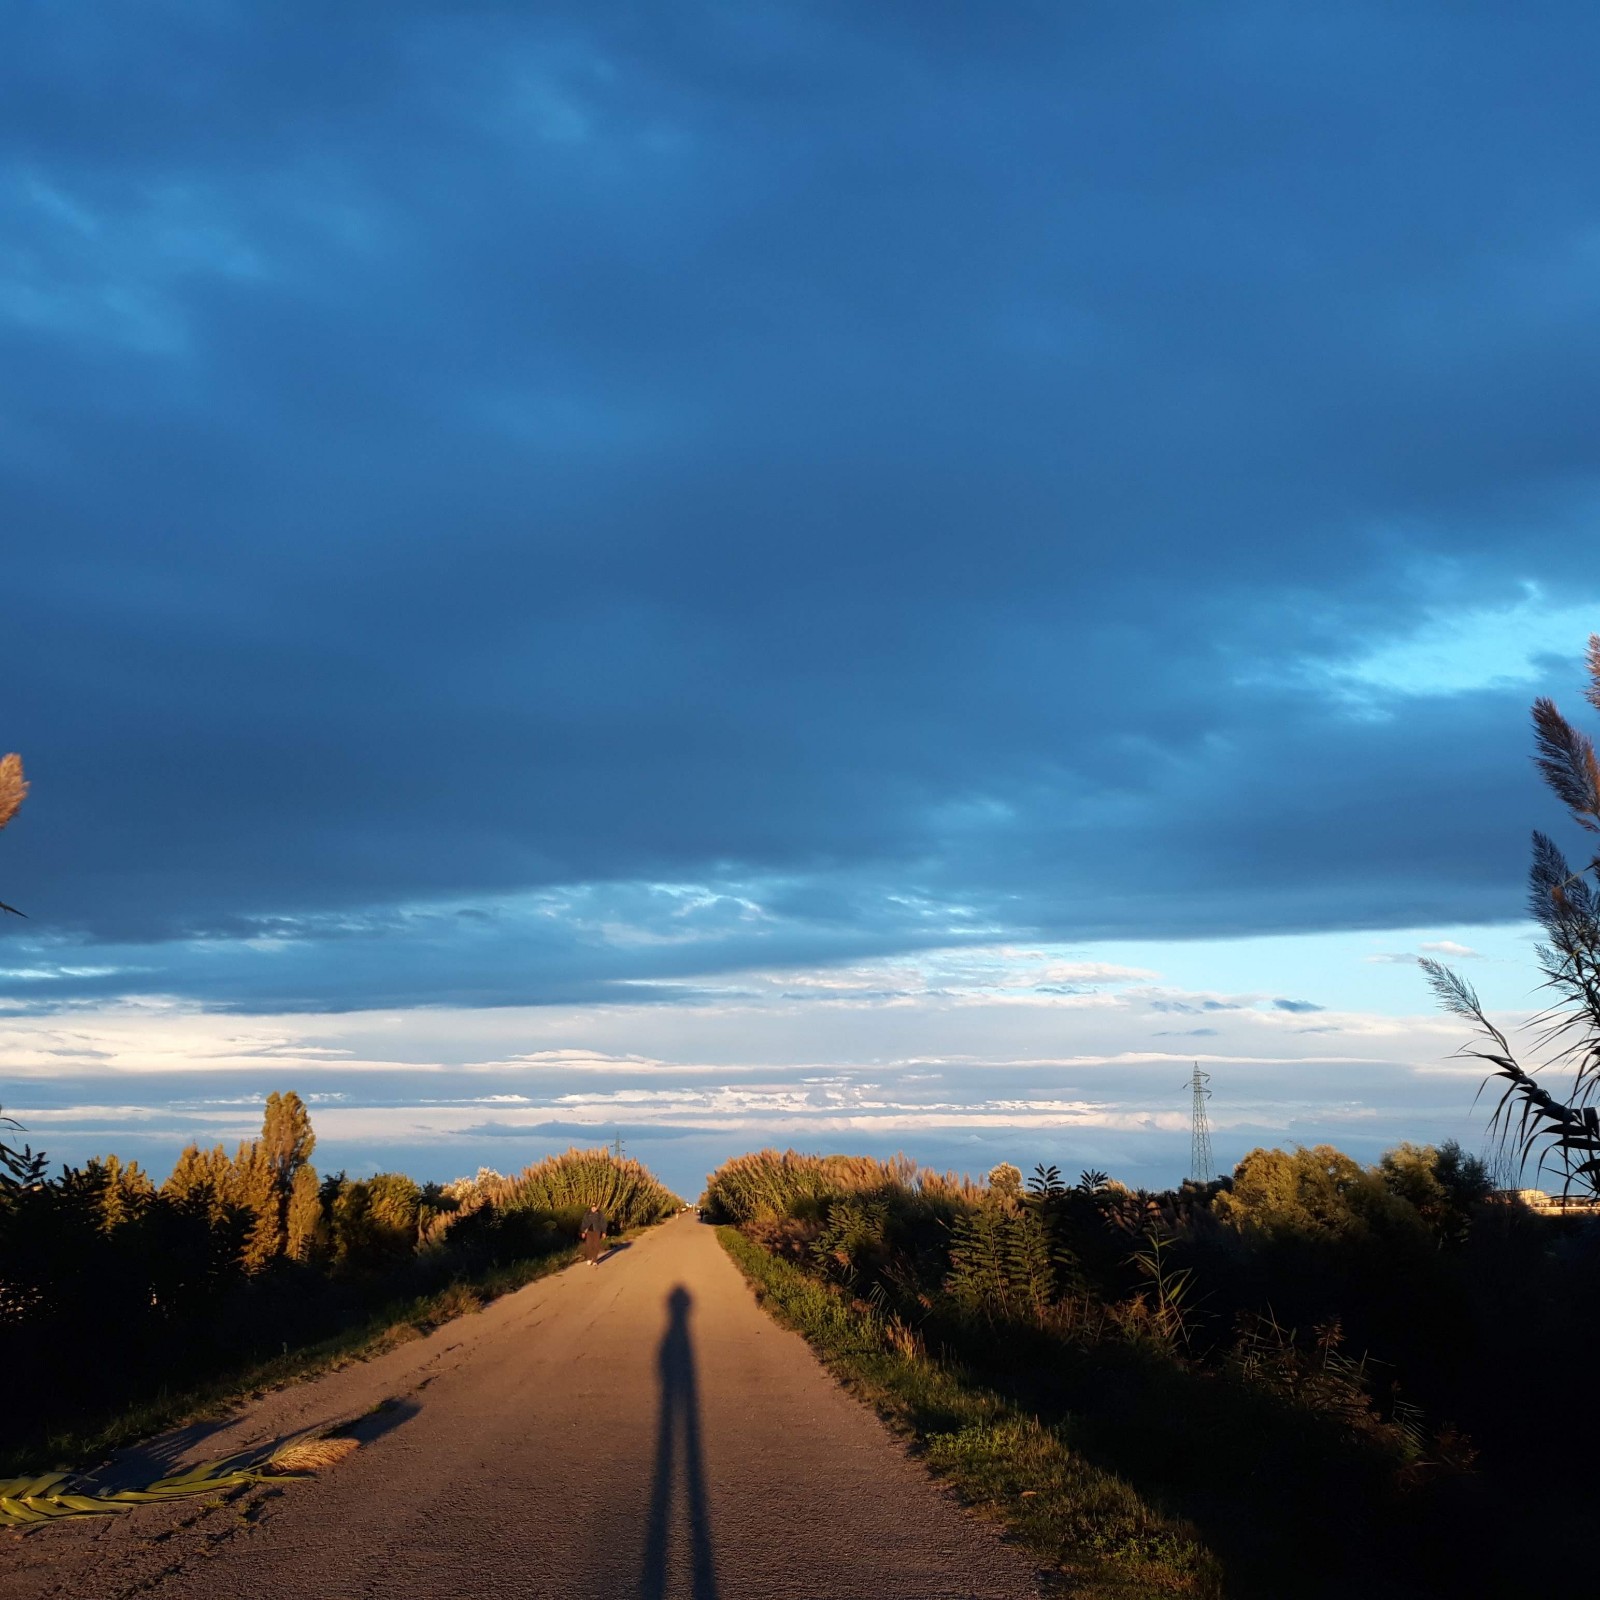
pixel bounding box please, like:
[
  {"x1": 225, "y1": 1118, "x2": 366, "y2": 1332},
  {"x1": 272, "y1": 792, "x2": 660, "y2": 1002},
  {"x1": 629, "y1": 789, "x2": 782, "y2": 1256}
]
[{"x1": 3, "y1": 1215, "x2": 1044, "y2": 1600}]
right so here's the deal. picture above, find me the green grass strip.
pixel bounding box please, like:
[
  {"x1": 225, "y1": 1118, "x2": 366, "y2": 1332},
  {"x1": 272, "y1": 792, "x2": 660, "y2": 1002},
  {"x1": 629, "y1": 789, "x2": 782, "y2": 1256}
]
[
  {"x1": 4, "y1": 1245, "x2": 590, "y2": 1478},
  {"x1": 718, "y1": 1227, "x2": 1222, "y2": 1600}
]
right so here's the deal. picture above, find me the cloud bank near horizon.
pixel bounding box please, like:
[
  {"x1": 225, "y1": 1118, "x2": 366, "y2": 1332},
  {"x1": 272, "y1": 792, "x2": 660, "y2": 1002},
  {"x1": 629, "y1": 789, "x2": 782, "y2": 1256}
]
[{"x1": 2, "y1": 926, "x2": 1544, "y2": 1195}]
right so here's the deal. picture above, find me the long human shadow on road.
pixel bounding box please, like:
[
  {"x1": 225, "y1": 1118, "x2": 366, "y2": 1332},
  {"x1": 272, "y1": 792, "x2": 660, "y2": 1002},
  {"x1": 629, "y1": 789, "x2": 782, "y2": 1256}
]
[{"x1": 638, "y1": 1285, "x2": 720, "y2": 1600}]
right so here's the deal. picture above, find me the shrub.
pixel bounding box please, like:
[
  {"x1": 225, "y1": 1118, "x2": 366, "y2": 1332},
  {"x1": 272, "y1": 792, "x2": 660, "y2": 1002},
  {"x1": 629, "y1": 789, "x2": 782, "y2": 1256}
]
[{"x1": 944, "y1": 1203, "x2": 1056, "y2": 1327}]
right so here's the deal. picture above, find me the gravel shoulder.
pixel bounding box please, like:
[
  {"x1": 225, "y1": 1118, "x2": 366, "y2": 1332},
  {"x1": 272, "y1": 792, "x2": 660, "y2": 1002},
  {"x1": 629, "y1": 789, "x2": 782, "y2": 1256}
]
[{"x1": 2, "y1": 1214, "x2": 1043, "y2": 1600}]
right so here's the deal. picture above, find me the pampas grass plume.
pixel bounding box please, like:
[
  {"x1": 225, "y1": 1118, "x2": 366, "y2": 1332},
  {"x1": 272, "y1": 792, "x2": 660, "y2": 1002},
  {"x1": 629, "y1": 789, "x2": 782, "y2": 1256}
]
[
  {"x1": 0, "y1": 753, "x2": 25, "y2": 833},
  {"x1": 268, "y1": 1435, "x2": 361, "y2": 1472}
]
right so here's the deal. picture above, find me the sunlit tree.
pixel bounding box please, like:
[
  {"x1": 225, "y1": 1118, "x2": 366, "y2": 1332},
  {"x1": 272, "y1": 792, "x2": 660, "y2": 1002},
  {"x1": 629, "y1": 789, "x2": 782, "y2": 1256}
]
[
  {"x1": 162, "y1": 1142, "x2": 239, "y2": 1222},
  {"x1": 231, "y1": 1093, "x2": 318, "y2": 1269},
  {"x1": 286, "y1": 1163, "x2": 323, "y2": 1260}
]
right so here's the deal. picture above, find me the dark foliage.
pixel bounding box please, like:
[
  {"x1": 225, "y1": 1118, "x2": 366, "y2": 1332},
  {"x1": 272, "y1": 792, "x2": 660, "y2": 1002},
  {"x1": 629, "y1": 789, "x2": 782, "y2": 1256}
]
[
  {"x1": 0, "y1": 1097, "x2": 659, "y2": 1468},
  {"x1": 709, "y1": 1139, "x2": 1599, "y2": 1599}
]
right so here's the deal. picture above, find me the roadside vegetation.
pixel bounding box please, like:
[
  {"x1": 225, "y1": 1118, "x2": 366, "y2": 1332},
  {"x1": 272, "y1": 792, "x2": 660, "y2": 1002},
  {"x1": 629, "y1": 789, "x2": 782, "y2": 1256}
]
[
  {"x1": 708, "y1": 636, "x2": 1600, "y2": 1596},
  {"x1": 707, "y1": 1144, "x2": 1594, "y2": 1599},
  {"x1": 718, "y1": 1220, "x2": 1220, "y2": 1600},
  {"x1": 0, "y1": 1092, "x2": 679, "y2": 1473}
]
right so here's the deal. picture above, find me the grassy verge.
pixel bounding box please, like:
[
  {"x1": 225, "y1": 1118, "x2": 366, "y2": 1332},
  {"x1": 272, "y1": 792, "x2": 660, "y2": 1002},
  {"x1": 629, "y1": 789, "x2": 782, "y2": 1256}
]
[
  {"x1": 4, "y1": 1244, "x2": 587, "y2": 1478},
  {"x1": 718, "y1": 1227, "x2": 1221, "y2": 1600}
]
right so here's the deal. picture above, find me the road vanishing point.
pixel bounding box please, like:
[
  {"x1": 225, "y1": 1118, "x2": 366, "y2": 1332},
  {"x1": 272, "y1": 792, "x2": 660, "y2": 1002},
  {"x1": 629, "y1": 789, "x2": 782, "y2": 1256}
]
[{"x1": 4, "y1": 1214, "x2": 1044, "y2": 1600}]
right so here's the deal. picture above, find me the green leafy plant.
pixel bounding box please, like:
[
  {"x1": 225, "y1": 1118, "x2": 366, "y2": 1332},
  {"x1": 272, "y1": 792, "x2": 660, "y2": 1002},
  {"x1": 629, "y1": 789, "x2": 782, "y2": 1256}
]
[
  {"x1": 1125, "y1": 1232, "x2": 1196, "y2": 1353},
  {"x1": 944, "y1": 1202, "x2": 1057, "y2": 1327}
]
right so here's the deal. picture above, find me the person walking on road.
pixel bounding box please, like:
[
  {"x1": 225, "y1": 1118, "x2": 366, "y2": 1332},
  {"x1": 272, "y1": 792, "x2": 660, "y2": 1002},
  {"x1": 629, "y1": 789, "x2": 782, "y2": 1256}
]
[{"x1": 580, "y1": 1203, "x2": 609, "y2": 1266}]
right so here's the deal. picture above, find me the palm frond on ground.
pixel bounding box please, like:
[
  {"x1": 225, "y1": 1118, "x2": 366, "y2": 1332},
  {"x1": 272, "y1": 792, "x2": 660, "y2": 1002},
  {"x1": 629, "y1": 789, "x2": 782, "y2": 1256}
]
[{"x1": 0, "y1": 1434, "x2": 358, "y2": 1531}]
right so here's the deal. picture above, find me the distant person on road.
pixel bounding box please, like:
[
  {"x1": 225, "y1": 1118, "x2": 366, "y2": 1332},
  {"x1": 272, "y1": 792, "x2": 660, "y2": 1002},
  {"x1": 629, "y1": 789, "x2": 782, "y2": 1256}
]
[{"x1": 580, "y1": 1204, "x2": 608, "y2": 1266}]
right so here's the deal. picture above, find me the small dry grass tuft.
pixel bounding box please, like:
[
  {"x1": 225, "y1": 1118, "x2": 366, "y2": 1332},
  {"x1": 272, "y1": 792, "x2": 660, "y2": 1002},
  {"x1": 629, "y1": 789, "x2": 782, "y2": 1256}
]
[
  {"x1": 268, "y1": 1435, "x2": 360, "y2": 1473},
  {"x1": 884, "y1": 1315, "x2": 925, "y2": 1361}
]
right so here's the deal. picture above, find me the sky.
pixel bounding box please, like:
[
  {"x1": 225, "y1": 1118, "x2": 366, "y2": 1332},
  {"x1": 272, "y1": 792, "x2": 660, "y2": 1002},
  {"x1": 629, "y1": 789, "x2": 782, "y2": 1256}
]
[{"x1": 4, "y1": 3, "x2": 1599, "y2": 1199}]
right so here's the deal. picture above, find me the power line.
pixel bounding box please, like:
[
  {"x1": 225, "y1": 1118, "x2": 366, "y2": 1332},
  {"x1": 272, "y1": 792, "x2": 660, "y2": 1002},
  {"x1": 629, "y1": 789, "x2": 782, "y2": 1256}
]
[{"x1": 1186, "y1": 1063, "x2": 1214, "y2": 1183}]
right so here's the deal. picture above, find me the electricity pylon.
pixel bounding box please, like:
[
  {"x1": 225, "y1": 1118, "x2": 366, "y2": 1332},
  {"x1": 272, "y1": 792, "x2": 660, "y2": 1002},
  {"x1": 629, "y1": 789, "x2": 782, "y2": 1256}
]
[{"x1": 1187, "y1": 1063, "x2": 1214, "y2": 1183}]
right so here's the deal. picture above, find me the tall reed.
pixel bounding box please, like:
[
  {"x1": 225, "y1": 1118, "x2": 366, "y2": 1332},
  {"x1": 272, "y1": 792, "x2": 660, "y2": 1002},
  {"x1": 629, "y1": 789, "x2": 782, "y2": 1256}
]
[
  {"x1": 702, "y1": 1147, "x2": 982, "y2": 1223},
  {"x1": 426, "y1": 1148, "x2": 680, "y2": 1245}
]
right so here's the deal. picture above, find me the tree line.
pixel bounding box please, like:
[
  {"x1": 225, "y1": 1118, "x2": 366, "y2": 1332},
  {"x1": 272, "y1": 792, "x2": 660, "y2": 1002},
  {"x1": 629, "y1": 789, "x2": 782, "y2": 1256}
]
[{"x1": 0, "y1": 1091, "x2": 678, "y2": 1468}]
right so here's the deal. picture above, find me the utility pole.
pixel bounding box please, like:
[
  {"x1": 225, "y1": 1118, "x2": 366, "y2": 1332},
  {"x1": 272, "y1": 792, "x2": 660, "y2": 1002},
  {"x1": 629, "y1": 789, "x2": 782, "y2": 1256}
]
[
  {"x1": 1186, "y1": 1063, "x2": 1213, "y2": 1184},
  {"x1": 612, "y1": 1130, "x2": 625, "y2": 1161}
]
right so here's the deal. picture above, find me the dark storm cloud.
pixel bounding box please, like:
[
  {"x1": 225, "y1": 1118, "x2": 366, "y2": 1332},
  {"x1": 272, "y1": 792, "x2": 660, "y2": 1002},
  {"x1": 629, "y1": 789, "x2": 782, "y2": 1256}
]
[{"x1": 4, "y1": 3, "x2": 1599, "y2": 1007}]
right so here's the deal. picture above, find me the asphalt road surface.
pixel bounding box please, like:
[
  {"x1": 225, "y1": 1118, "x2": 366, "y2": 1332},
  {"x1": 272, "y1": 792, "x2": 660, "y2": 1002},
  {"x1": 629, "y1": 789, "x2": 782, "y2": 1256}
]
[{"x1": 4, "y1": 1214, "x2": 1044, "y2": 1600}]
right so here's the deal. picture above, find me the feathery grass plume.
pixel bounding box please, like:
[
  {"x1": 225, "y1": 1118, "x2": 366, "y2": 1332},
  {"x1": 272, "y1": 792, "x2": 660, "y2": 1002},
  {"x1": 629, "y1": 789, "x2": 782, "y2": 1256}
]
[
  {"x1": 0, "y1": 753, "x2": 25, "y2": 832},
  {"x1": 1424, "y1": 634, "x2": 1600, "y2": 1196},
  {"x1": 702, "y1": 1148, "x2": 981, "y2": 1224},
  {"x1": 487, "y1": 1146, "x2": 680, "y2": 1224},
  {"x1": 1532, "y1": 697, "x2": 1600, "y2": 829},
  {"x1": 0, "y1": 752, "x2": 27, "y2": 917},
  {"x1": 267, "y1": 1434, "x2": 360, "y2": 1472},
  {"x1": 424, "y1": 1148, "x2": 679, "y2": 1250}
]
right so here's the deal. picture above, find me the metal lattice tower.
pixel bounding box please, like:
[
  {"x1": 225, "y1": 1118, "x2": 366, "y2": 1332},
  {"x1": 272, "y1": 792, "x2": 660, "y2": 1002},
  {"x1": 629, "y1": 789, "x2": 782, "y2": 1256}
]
[{"x1": 1187, "y1": 1063, "x2": 1214, "y2": 1183}]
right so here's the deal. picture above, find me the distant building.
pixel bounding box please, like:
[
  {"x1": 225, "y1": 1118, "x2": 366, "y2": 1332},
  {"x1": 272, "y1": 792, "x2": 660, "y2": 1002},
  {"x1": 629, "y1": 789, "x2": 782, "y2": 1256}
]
[{"x1": 1489, "y1": 1188, "x2": 1600, "y2": 1216}]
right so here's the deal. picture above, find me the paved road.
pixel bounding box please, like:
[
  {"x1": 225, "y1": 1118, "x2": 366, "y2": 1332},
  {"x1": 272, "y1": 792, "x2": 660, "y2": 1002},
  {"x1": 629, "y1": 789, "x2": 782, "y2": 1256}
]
[{"x1": 3, "y1": 1215, "x2": 1043, "y2": 1600}]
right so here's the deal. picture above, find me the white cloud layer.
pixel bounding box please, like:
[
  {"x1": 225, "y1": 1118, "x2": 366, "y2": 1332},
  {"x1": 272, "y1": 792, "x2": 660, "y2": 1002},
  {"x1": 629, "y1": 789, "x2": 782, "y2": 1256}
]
[{"x1": 2, "y1": 927, "x2": 1547, "y2": 1196}]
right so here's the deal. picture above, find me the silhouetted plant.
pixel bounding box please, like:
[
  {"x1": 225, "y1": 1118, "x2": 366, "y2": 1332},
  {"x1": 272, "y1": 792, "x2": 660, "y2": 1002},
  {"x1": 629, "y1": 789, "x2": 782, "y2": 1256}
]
[
  {"x1": 1028, "y1": 1162, "x2": 1066, "y2": 1201},
  {"x1": 0, "y1": 1107, "x2": 47, "y2": 1193},
  {"x1": 1425, "y1": 633, "x2": 1600, "y2": 1197}
]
